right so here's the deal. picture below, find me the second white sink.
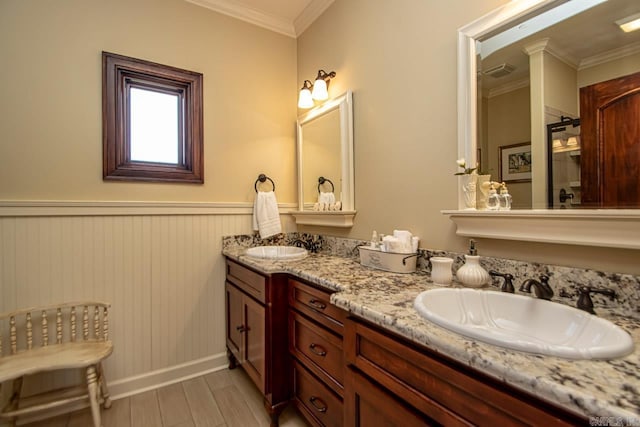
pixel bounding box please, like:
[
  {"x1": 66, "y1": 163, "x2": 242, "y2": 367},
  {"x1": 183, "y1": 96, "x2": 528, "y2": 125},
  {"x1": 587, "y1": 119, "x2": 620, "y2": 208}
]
[
  {"x1": 414, "y1": 288, "x2": 634, "y2": 360},
  {"x1": 245, "y1": 246, "x2": 308, "y2": 260}
]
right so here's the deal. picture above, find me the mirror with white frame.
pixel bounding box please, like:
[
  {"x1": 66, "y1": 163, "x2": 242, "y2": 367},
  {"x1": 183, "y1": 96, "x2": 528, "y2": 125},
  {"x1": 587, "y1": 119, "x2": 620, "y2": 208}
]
[
  {"x1": 449, "y1": 0, "x2": 640, "y2": 249},
  {"x1": 292, "y1": 91, "x2": 355, "y2": 227}
]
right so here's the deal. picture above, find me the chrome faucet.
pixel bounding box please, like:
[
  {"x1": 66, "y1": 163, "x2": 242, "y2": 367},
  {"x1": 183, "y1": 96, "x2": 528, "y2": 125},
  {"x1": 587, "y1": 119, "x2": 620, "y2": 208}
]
[{"x1": 519, "y1": 275, "x2": 554, "y2": 300}]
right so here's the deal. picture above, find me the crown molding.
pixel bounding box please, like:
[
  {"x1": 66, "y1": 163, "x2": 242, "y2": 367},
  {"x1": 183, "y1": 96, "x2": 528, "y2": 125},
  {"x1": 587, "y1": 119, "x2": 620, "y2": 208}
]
[
  {"x1": 294, "y1": 0, "x2": 335, "y2": 36},
  {"x1": 487, "y1": 77, "x2": 530, "y2": 98},
  {"x1": 184, "y1": 0, "x2": 334, "y2": 38},
  {"x1": 579, "y1": 40, "x2": 640, "y2": 71},
  {"x1": 185, "y1": 0, "x2": 295, "y2": 37}
]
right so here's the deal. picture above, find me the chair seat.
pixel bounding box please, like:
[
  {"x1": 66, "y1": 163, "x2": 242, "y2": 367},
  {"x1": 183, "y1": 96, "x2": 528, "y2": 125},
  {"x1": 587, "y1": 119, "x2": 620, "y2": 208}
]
[{"x1": 0, "y1": 341, "x2": 113, "y2": 382}]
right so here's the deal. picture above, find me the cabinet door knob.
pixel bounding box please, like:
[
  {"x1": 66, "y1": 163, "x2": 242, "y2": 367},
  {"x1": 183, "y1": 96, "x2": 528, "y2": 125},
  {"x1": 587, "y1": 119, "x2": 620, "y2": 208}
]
[
  {"x1": 236, "y1": 325, "x2": 246, "y2": 332},
  {"x1": 309, "y1": 343, "x2": 327, "y2": 357},
  {"x1": 309, "y1": 396, "x2": 328, "y2": 413},
  {"x1": 308, "y1": 299, "x2": 327, "y2": 310}
]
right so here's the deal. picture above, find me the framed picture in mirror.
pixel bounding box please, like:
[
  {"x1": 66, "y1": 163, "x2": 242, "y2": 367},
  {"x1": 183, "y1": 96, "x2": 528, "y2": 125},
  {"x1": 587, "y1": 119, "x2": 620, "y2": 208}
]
[{"x1": 499, "y1": 142, "x2": 531, "y2": 183}]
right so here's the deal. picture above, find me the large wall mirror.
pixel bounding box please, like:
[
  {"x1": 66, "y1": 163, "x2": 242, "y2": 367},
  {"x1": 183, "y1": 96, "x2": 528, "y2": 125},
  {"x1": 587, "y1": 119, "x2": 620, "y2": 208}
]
[
  {"x1": 292, "y1": 91, "x2": 355, "y2": 227},
  {"x1": 450, "y1": 0, "x2": 640, "y2": 249}
]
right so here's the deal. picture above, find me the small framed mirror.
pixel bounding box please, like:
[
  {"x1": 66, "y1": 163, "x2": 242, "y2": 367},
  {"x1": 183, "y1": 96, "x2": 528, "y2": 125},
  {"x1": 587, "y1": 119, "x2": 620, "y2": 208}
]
[{"x1": 292, "y1": 91, "x2": 355, "y2": 227}]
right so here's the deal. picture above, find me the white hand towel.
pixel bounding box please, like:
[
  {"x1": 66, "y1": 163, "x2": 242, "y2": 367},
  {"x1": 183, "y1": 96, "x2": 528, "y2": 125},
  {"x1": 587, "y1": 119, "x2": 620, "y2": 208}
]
[
  {"x1": 252, "y1": 191, "x2": 282, "y2": 239},
  {"x1": 318, "y1": 191, "x2": 336, "y2": 205}
]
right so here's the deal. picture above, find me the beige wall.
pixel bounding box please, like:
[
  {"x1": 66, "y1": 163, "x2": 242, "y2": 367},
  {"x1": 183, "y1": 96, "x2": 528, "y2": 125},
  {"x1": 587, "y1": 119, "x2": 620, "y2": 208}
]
[
  {"x1": 0, "y1": 0, "x2": 297, "y2": 204},
  {"x1": 297, "y1": 0, "x2": 640, "y2": 275},
  {"x1": 486, "y1": 87, "x2": 532, "y2": 209},
  {"x1": 545, "y1": 54, "x2": 578, "y2": 117}
]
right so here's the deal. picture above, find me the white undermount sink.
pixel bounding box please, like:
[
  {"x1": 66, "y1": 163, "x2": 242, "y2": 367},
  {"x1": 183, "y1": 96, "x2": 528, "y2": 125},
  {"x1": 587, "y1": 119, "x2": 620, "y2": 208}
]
[
  {"x1": 414, "y1": 288, "x2": 634, "y2": 360},
  {"x1": 244, "y1": 246, "x2": 308, "y2": 260}
]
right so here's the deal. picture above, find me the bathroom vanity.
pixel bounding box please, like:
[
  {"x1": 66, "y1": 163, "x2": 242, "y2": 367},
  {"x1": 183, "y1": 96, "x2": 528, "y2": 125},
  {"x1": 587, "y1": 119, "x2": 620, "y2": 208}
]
[
  {"x1": 224, "y1": 239, "x2": 640, "y2": 426},
  {"x1": 224, "y1": 259, "x2": 290, "y2": 424}
]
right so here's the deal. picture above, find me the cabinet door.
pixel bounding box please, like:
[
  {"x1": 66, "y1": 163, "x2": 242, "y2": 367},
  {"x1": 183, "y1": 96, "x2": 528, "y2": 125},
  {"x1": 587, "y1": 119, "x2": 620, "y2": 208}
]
[
  {"x1": 243, "y1": 294, "x2": 266, "y2": 393},
  {"x1": 345, "y1": 368, "x2": 438, "y2": 427},
  {"x1": 226, "y1": 281, "x2": 243, "y2": 360}
]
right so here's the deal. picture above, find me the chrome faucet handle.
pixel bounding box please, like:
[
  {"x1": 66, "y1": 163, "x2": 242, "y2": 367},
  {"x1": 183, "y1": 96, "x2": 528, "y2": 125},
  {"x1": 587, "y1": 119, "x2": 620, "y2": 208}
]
[
  {"x1": 576, "y1": 286, "x2": 616, "y2": 315},
  {"x1": 488, "y1": 270, "x2": 515, "y2": 293}
]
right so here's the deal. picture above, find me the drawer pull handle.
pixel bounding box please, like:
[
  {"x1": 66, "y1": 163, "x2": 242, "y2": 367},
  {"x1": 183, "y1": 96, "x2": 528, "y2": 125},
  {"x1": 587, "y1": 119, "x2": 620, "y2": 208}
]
[
  {"x1": 309, "y1": 396, "x2": 327, "y2": 413},
  {"x1": 308, "y1": 299, "x2": 327, "y2": 310},
  {"x1": 309, "y1": 343, "x2": 327, "y2": 356},
  {"x1": 236, "y1": 325, "x2": 246, "y2": 332}
]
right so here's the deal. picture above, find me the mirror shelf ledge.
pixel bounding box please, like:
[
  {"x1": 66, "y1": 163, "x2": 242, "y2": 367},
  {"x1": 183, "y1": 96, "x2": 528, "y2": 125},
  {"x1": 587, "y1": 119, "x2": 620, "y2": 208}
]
[
  {"x1": 290, "y1": 210, "x2": 356, "y2": 228},
  {"x1": 442, "y1": 209, "x2": 640, "y2": 250}
]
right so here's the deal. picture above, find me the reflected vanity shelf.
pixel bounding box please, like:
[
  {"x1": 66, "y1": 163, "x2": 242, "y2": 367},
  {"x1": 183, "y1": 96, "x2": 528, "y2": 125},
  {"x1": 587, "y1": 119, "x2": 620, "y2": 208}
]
[{"x1": 291, "y1": 90, "x2": 356, "y2": 227}]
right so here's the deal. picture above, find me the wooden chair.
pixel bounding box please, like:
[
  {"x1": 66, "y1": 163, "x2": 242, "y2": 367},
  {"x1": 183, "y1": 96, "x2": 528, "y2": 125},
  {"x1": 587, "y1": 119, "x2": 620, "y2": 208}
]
[{"x1": 0, "y1": 302, "x2": 113, "y2": 427}]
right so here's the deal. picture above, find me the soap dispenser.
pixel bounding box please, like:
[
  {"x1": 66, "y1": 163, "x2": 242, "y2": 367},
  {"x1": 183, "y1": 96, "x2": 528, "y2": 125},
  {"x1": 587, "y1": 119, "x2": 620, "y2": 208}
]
[
  {"x1": 455, "y1": 239, "x2": 490, "y2": 288},
  {"x1": 486, "y1": 183, "x2": 501, "y2": 211},
  {"x1": 499, "y1": 182, "x2": 512, "y2": 210}
]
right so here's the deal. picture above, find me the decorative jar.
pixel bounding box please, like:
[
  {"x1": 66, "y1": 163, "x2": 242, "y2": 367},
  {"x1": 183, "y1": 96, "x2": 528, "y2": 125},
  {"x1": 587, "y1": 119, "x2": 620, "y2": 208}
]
[{"x1": 456, "y1": 255, "x2": 490, "y2": 287}]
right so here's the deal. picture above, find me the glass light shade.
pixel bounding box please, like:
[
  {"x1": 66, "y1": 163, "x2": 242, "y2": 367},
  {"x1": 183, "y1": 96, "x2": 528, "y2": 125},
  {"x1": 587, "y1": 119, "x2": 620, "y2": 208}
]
[
  {"x1": 298, "y1": 88, "x2": 314, "y2": 109},
  {"x1": 311, "y1": 78, "x2": 328, "y2": 100}
]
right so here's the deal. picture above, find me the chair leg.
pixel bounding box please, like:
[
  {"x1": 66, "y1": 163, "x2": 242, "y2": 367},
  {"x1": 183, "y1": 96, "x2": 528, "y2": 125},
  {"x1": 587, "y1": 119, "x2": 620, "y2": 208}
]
[
  {"x1": 8, "y1": 377, "x2": 23, "y2": 427},
  {"x1": 86, "y1": 366, "x2": 102, "y2": 427},
  {"x1": 97, "y1": 362, "x2": 112, "y2": 409}
]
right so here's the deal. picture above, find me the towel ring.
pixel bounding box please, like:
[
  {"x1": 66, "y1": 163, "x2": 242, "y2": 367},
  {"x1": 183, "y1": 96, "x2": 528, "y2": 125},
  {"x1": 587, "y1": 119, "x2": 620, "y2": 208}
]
[
  {"x1": 317, "y1": 176, "x2": 334, "y2": 194},
  {"x1": 254, "y1": 174, "x2": 275, "y2": 193}
]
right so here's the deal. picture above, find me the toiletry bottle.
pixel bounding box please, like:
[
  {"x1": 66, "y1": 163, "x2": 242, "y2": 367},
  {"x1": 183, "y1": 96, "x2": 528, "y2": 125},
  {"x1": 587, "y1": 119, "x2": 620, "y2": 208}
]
[
  {"x1": 371, "y1": 231, "x2": 378, "y2": 249},
  {"x1": 486, "y1": 183, "x2": 500, "y2": 210},
  {"x1": 499, "y1": 183, "x2": 512, "y2": 210},
  {"x1": 455, "y1": 239, "x2": 490, "y2": 288}
]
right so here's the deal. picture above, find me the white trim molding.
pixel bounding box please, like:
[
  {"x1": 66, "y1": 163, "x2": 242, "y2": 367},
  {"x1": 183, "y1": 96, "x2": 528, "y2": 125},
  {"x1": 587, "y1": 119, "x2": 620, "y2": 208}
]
[
  {"x1": 184, "y1": 0, "x2": 295, "y2": 36},
  {"x1": 109, "y1": 353, "x2": 228, "y2": 399},
  {"x1": 290, "y1": 210, "x2": 356, "y2": 228},
  {"x1": 443, "y1": 209, "x2": 640, "y2": 249},
  {"x1": 294, "y1": 0, "x2": 335, "y2": 36},
  {"x1": 0, "y1": 201, "x2": 297, "y2": 217},
  {"x1": 184, "y1": 0, "x2": 334, "y2": 38}
]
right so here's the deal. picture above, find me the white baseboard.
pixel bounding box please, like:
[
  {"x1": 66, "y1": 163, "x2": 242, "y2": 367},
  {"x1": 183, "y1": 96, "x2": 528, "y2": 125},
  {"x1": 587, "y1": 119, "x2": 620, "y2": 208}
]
[{"x1": 109, "y1": 352, "x2": 229, "y2": 399}]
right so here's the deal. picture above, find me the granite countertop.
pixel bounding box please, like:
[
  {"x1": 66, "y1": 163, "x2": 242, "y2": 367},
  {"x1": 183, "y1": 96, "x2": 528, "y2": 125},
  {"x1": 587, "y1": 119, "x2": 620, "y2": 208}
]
[{"x1": 223, "y1": 246, "x2": 640, "y2": 421}]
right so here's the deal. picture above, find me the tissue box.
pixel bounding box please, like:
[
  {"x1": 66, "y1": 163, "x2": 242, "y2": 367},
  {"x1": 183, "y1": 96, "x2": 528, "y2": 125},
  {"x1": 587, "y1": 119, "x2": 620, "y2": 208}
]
[{"x1": 358, "y1": 246, "x2": 417, "y2": 274}]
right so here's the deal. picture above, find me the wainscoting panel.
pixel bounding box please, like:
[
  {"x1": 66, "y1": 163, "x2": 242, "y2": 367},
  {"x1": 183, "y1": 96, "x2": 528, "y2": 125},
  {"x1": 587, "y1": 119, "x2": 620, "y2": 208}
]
[{"x1": 0, "y1": 204, "x2": 283, "y2": 401}]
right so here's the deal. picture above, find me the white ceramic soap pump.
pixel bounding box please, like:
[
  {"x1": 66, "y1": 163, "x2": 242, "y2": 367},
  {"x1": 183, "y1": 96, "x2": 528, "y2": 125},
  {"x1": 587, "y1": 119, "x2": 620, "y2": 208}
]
[{"x1": 455, "y1": 239, "x2": 490, "y2": 288}]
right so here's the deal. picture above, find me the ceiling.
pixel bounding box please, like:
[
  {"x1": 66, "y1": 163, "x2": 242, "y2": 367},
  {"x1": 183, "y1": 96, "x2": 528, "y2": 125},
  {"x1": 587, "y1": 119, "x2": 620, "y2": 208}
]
[
  {"x1": 481, "y1": 0, "x2": 640, "y2": 93},
  {"x1": 184, "y1": 0, "x2": 334, "y2": 37}
]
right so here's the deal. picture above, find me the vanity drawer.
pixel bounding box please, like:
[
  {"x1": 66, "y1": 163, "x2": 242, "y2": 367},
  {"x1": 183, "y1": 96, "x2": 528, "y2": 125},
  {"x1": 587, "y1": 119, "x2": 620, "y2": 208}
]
[
  {"x1": 289, "y1": 278, "x2": 345, "y2": 335},
  {"x1": 289, "y1": 311, "x2": 344, "y2": 392},
  {"x1": 292, "y1": 360, "x2": 343, "y2": 427},
  {"x1": 226, "y1": 259, "x2": 266, "y2": 303}
]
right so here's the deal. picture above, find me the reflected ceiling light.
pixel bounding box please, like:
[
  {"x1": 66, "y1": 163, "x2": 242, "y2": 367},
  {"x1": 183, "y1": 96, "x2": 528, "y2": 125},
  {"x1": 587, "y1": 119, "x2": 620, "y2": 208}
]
[
  {"x1": 297, "y1": 80, "x2": 314, "y2": 109},
  {"x1": 616, "y1": 13, "x2": 640, "y2": 33},
  {"x1": 297, "y1": 69, "x2": 336, "y2": 109}
]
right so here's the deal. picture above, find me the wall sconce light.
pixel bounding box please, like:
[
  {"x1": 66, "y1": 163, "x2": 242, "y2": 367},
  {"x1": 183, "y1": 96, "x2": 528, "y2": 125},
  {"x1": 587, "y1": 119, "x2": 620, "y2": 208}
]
[
  {"x1": 298, "y1": 80, "x2": 314, "y2": 109},
  {"x1": 298, "y1": 69, "x2": 336, "y2": 109}
]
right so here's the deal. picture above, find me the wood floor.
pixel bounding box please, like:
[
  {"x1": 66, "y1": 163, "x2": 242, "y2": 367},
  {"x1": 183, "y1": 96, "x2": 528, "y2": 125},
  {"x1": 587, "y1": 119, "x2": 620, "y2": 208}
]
[{"x1": 23, "y1": 368, "x2": 309, "y2": 427}]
